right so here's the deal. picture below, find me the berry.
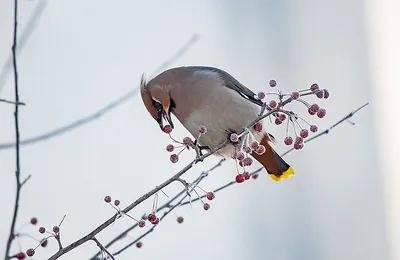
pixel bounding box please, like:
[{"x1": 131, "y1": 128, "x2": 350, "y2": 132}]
[
  {"x1": 255, "y1": 145, "x2": 266, "y2": 155},
  {"x1": 310, "y1": 83, "x2": 319, "y2": 92},
  {"x1": 114, "y1": 200, "x2": 120, "y2": 206},
  {"x1": 203, "y1": 203, "x2": 210, "y2": 211},
  {"x1": 244, "y1": 146, "x2": 252, "y2": 154},
  {"x1": 16, "y1": 252, "x2": 26, "y2": 260},
  {"x1": 206, "y1": 192, "x2": 215, "y2": 201},
  {"x1": 236, "y1": 151, "x2": 245, "y2": 161},
  {"x1": 238, "y1": 160, "x2": 243, "y2": 167},
  {"x1": 269, "y1": 79, "x2": 277, "y2": 87},
  {"x1": 26, "y1": 249, "x2": 35, "y2": 257},
  {"x1": 317, "y1": 108, "x2": 326, "y2": 118},
  {"x1": 163, "y1": 125, "x2": 172, "y2": 134},
  {"x1": 198, "y1": 125, "x2": 207, "y2": 134},
  {"x1": 269, "y1": 100, "x2": 277, "y2": 108},
  {"x1": 308, "y1": 108, "x2": 316, "y2": 115},
  {"x1": 284, "y1": 136, "x2": 293, "y2": 145},
  {"x1": 138, "y1": 220, "x2": 146, "y2": 228},
  {"x1": 39, "y1": 227, "x2": 45, "y2": 234},
  {"x1": 252, "y1": 173, "x2": 259, "y2": 180},
  {"x1": 243, "y1": 157, "x2": 253, "y2": 166},
  {"x1": 104, "y1": 196, "x2": 111, "y2": 203},
  {"x1": 316, "y1": 90, "x2": 324, "y2": 99},
  {"x1": 291, "y1": 91, "x2": 300, "y2": 100},
  {"x1": 279, "y1": 114, "x2": 287, "y2": 121},
  {"x1": 323, "y1": 89, "x2": 330, "y2": 99},
  {"x1": 177, "y1": 216, "x2": 184, "y2": 223},
  {"x1": 170, "y1": 154, "x2": 179, "y2": 163},
  {"x1": 257, "y1": 91, "x2": 265, "y2": 100},
  {"x1": 230, "y1": 133, "x2": 239, "y2": 142},
  {"x1": 151, "y1": 218, "x2": 160, "y2": 225},
  {"x1": 53, "y1": 226, "x2": 60, "y2": 233},
  {"x1": 30, "y1": 217, "x2": 37, "y2": 225},
  {"x1": 310, "y1": 125, "x2": 318, "y2": 133},
  {"x1": 253, "y1": 121, "x2": 263, "y2": 132},
  {"x1": 295, "y1": 136, "x2": 303, "y2": 144},
  {"x1": 250, "y1": 141, "x2": 259, "y2": 150},
  {"x1": 243, "y1": 171, "x2": 251, "y2": 180},
  {"x1": 41, "y1": 239, "x2": 48, "y2": 247},
  {"x1": 310, "y1": 103, "x2": 320, "y2": 113},
  {"x1": 147, "y1": 213, "x2": 156, "y2": 222},
  {"x1": 275, "y1": 118, "x2": 282, "y2": 125},
  {"x1": 294, "y1": 143, "x2": 304, "y2": 150},
  {"x1": 236, "y1": 174, "x2": 245, "y2": 183},
  {"x1": 300, "y1": 129, "x2": 309, "y2": 138},
  {"x1": 166, "y1": 144, "x2": 174, "y2": 152},
  {"x1": 136, "y1": 241, "x2": 143, "y2": 248},
  {"x1": 183, "y1": 137, "x2": 193, "y2": 145}
]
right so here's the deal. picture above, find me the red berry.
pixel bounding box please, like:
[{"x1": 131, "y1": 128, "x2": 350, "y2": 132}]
[
  {"x1": 252, "y1": 173, "x2": 259, "y2": 180},
  {"x1": 310, "y1": 103, "x2": 320, "y2": 113},
  {"x1": 41, "y1": 239, "x2": 48, "y2": 247},
  {"x1": 323, "y1": 89, "x2": 330, "y2": 99},
  {"x1": 138, "y1": 220, "x2": 146, "y2": 228},
  {"x1": 203, "y1": 203, "x2": 210, "y2": 211},
  {"x1": 317, "y1": 108, "x2": 326, "y2": 118},
  {"x1": 177, "y1": 216, "x2": 184, "y2": 223},
  {"x1": 39, "y1": 227, "x2": 45, "y2": 234},
  {"x1": 295, "y1": 136, "x2": 303, "y2": 144},
  {"x1": 26, "y1": 249, "x2": 35, "y2": 257},
  {"x1": 315, "y1": 90, "x2": 324, "y2": 98},
  {"x1": 230, "y1": 133, "x2": 239, "y2": 142},
  {"x1": 284, "y1": 136, "x2": 293, "y2": 145},
  {"x1": 243, "y1": 157, "x2": 253, "y2": 166},
  {"x1": 308, "y1": 108, "x2": 316, "y2": 115},
  {"x1": 310, "y1": 125, "x2": 318, "y2": 133},
  {"x1": 269, "y1": 79, "x2": 277, "y2": 87},
  {"x1": 206, "y1": 192, "x2": 215, "y2": 200},
  {"x1": 236, "y1": 174, "x2": 245, "y2": 183},
  {"x1": 257, "y1": 91, "x2": 265, "y2": 100},
  {"x1": 291, "y1": 91, "x2": 300, "y2": 100},
  {"x1": 136, "y1": 241, "x2": 143, "y2": 248},
  {"x1": 238, "y1": 160, "x2": 243, "y2": 167},
  {"x1": 275, "y1": 118, "x2": 282, "y2": 125},
  {"x1": 147, "y1": 213, "x2": 156, "y2": 222},
  {"x1": 269, "y1": 100, "x2": 277, "y2": 108},
  {"x1": 104, "y1": 196, "x2": 111, "y2": 203},
  {"x1": 243, "y1": 171, "x2": 251, "y2": 180},
  {"x1": 253, "y1": 121, "x2": 263, "y2": 132},
  {"x1": 163, "y1": 125, "x2": 172, "y2": 134},
  {"x1": 166, "y1": 144, "x2": 174, "y2": 152},
  {"x1": 53, "y1": 226, "x2": 60, "y2": 233},
  {"x1": 279, "y1": 113, "x2": 287, "y2": 121},
  {"x1": 255, "y1": 145, "x2": 266, "y2": 155},
  {"x1": 294, "y1": 143, "x2": 304, "y2": 150},
  {"x1": 198, "y1": 125, "x2": 207, "y2": 134},
  {"x1": 183, "y1": 137, "x2": 193, "y2": 145},
  {"x1": 236, "y1": 151, "x2": 245, "y2": 161},
  {"x1": 16, "y1": 252, "x2": 25, "y2": 260},
  {"x1": 310, "y1": 83, "x2": 319, "y2": 92},
  {"x1": 244, "y1": 146, "x2": 252, "y2": 154},
  {"x1": 170, "y1": 154, "x2": 179, "y2": 163},
  {"x1": 114, "y1": 200, "x2": 120, "y2": 206},
  {"x1": 151, "y1": 218, "x2": 160, "y2": 225},
  {"x1": 300, "y1": 129, "x2": 309, "y2": 138},
  {"x1": 250, "y1": 141, "x2": 259, "y2": 150},
  {"x1": 30, "y1": 217, "x2": 38, "y2": 225}
]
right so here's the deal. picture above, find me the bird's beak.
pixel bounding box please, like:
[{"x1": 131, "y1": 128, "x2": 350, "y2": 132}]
[
  {"x1": 164, "y1": 107, "x2": 174, "y2": 128},
  {"x1": 156, "y1": 105, "x2": 174, "y2": 131},
  {"x1": 156, "y1": 105, "x2": 164, "y2": 131}
]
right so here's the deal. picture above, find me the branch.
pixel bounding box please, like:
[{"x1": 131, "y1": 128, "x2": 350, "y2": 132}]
[
  {"x1": 92, "y1": 238, "x2": 114, "y2": 260},
  {"x1": 0, "y1": 98, "x2": 25, "y2": 106},
  {"x1": 0, "y1": 34, "x2": 199, "y2": 150},
  {"x1": 4, "y1": 0, "x2": 23, "y2": 259}
]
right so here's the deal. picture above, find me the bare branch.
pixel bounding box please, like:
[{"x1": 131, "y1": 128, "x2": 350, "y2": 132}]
[
  {"x1": 92, "y1": 238, "x2": 114, "y2": 260},
  {"x1": 0, "y1": 98, "x2": 25, "y2": 106}
]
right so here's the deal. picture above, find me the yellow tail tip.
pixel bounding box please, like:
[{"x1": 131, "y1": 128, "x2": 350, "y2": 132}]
[{"x1": 268, "y1": 166, "x2": 295, "y2": 182}]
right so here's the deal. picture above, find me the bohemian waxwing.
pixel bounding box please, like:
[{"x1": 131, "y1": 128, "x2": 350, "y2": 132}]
[{"x1": 140, "y1": 66, "x2": 294, "y2": 181}]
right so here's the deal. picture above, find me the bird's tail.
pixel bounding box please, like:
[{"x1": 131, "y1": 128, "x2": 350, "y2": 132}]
[{"x1": 251, "y1": 133, "x2": 294, "y2": 182}]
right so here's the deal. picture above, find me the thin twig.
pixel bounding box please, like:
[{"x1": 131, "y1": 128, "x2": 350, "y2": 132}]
[
  {"x1": 4, "y1": 1, "x2": 22, "y2": 259},
  {"x1": 0, "y1": 34, "x2": 199, "y2": 150},
  {"x1": 0, "y1": 98, "x2": 25, "y2": 105},
  {"x1": 92, "y1": 238, "x2": 114, "y2": 260}
]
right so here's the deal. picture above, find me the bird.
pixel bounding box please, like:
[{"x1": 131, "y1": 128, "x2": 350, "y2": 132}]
[{"x1": 140, "y1": 66, "x2": 294, "y2": 181}]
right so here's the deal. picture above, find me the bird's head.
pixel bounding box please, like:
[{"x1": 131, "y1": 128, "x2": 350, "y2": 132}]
[{"x1": 140, "y1": 74, "x2": 175, "y2": 131}]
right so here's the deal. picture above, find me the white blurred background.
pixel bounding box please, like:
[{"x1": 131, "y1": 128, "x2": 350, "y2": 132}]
[{"x1": 0, "y1": 0, "x2": 398, "y2": 259}]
